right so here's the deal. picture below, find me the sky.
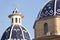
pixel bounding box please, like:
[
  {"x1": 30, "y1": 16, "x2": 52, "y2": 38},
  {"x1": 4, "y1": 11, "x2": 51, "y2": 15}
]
[{"x1": 0, "y1": 0, "x2": 47, "y2": 39}]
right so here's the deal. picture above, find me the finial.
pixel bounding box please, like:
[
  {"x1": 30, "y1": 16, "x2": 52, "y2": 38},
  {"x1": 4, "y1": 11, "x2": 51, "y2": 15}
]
[{"x1": 12, "y1": 4, "x2": 19, "y2": 14}]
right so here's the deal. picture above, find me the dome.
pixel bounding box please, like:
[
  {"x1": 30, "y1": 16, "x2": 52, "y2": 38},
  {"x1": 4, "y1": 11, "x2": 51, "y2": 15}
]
[
  {"x1": 37, "y1": 0, "x2": 60, "y2": 19},
  {"x1": 1, "y1": 8, "x2": 31, "y2": 40},
  {"x1": 1, "y1": 25, "x2": 31, "y2": 40}
]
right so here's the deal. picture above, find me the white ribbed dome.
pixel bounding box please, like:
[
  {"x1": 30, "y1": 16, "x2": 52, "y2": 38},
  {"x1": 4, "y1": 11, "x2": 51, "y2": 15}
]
[{"x1": 37, "y1": 0, "x2": 60, "y2": 19}]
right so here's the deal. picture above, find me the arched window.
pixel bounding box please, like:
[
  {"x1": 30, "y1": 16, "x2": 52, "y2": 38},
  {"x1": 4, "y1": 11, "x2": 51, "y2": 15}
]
[
  {"x1": 15, "y1": 18, "x2": 17, "y2": 23},
  {"x1": 12, "y1": 18, "x2": 13, "y2": 23},
  {"x1": 44, "y1": 23, "x2": 48, "y2": 35}
]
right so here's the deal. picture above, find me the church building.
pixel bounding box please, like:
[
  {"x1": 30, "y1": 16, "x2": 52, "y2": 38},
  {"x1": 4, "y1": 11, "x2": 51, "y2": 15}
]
[
  {"x1": 1, "y1": 8, "x2": 31, "y2": 40},
  {"x1": 33, "y1": 0, "x2": 60, "y2": 40}
]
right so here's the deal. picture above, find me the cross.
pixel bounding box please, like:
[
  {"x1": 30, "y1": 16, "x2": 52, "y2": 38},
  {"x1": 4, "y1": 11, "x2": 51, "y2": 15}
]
[
  {"x1": 13, "y1": 2, "x2": 19, "y2": 8},
  {"x1": 15, "y1": 4, "x2": 19, "y2": 8}
]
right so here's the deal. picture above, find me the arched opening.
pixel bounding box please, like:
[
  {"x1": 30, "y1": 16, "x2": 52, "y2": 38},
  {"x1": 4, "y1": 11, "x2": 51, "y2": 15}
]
[
  {"x1": 12, "y1": 18, "x2": 13, "y2": 23},
  {"x1": 44, "y1": 23, "x2": 48, "y2": 35},
  {"x1": 15, "y1": 18, "x2": 17, "y2": 23},
  {"x1": 19, "y1": 18, "x2": 20, "y2": 23}
]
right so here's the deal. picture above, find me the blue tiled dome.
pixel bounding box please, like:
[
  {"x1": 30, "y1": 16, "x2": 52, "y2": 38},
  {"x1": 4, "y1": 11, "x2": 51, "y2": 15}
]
[
  {"x1": 1, "y1": 25, "x2": 31, "y2": 40},
  {"x1": 37, "y1": 0, "x2": 60, "y2": 19}
]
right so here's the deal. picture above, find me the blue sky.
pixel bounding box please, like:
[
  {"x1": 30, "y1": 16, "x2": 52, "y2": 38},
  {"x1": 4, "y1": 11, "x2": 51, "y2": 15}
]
[{"x1": 0, "y1": 0, "x2": 47, "y2": 39}]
